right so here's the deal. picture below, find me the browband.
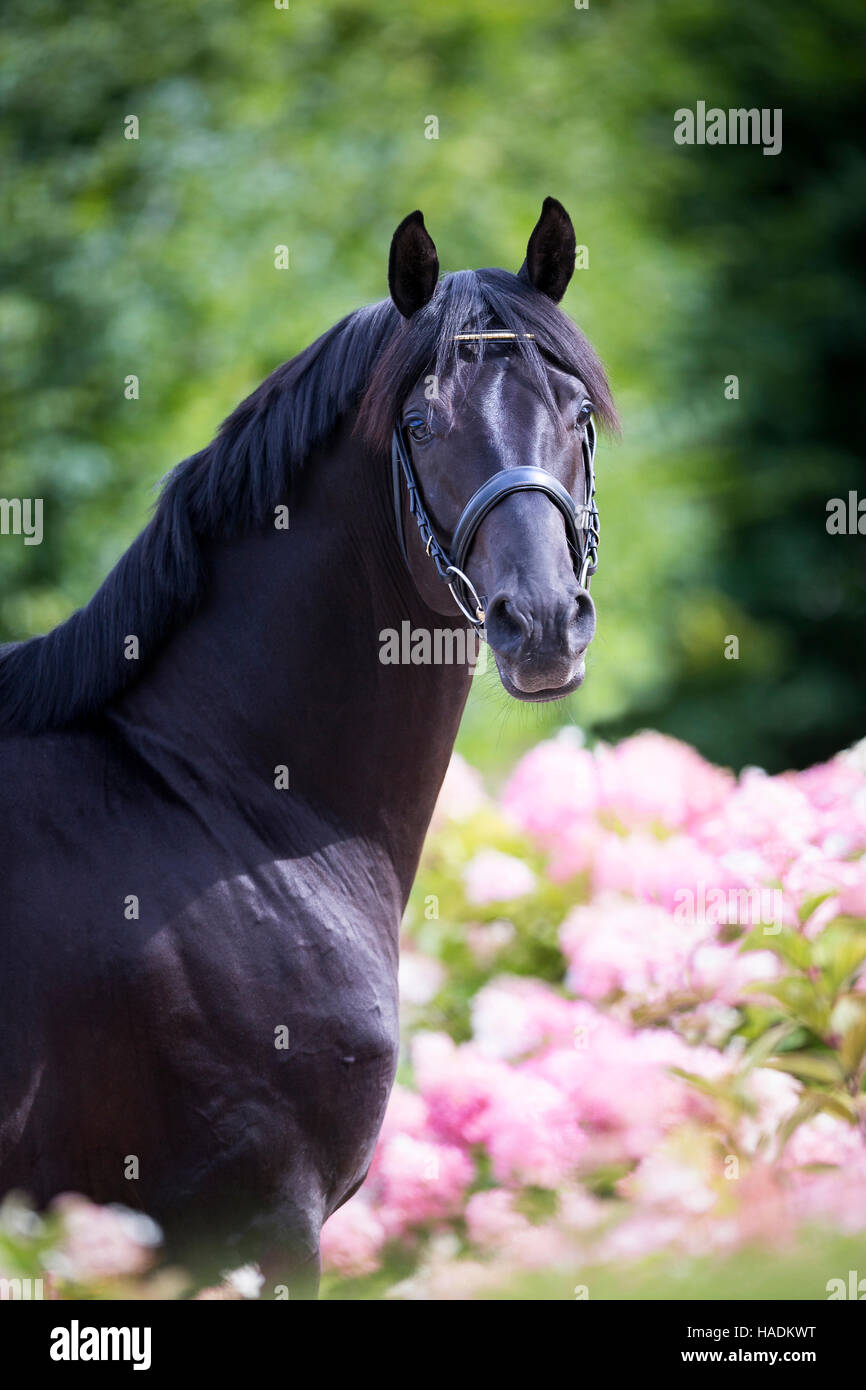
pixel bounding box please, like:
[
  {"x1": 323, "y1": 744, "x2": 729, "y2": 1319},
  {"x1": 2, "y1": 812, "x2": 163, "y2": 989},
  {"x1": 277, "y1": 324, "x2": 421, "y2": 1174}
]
[{"x1": 453, "y1": 332, "x2": 536, "y2": 341}]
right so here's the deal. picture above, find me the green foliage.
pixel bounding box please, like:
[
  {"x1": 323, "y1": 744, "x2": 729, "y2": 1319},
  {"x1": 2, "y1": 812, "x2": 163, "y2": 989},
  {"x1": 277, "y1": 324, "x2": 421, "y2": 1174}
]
[
  {"x1": 735, "y1": 917, "x2": 866, "y2": 1144},
  {"x1": 488, "y1": 1231, "x2": 866, "y2": 1301},
  {"x1": 1, "y1": 0, "x2": 863, "y2": 775}
]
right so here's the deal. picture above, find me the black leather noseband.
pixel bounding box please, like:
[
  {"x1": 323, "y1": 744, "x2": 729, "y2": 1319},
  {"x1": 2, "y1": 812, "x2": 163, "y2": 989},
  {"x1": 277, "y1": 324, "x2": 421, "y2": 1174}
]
[
  {"x1": 450, "y1": 465, "x2": 587, "y2": 581},
  {"x1": 391, "y1": 334, "x2": 599, "y2": 630}
]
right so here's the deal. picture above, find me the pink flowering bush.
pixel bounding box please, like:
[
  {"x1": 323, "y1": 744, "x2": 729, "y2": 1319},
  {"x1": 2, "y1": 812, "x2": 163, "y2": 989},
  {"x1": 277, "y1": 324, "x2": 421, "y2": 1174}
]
[
  {"x1": 4, "y1": 731, "x2": 865, "y2": 1300},
  {"x1": 320, "y1": 730, "x2": 866, "y2": 1298}
]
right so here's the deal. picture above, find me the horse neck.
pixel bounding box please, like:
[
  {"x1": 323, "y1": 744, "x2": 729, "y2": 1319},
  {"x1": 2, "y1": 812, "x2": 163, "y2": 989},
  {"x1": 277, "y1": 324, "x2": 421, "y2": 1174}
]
[{"x1": 109, "y1": 418, "x2": 474, "y2": 896}]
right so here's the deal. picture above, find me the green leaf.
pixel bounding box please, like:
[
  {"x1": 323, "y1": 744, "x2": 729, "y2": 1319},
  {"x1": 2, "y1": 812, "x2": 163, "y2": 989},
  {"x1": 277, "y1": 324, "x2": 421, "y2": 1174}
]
[
  {"x1": 668, "y1": 1066, "x2": 733, "y2": 1102},
  {"x1": 766, "y1": 1052, "x2": 844, "y2": 1085},
  {"x1": 817, "y1": 1091, "x2": 860, "y2": 1123},
  {"x1": 831, "y1": 996, "x2": 866, "y2": 1077},
  {"x1": 798, "y1": 891, "x2": 837, "y2": 927},
  {"x1": 745, "y1": 977, "x2": 829, "y2": 1035},
  {"x1": 741, "y1": 927, "x2": 813, "y2": 972},
  {"x1": 776, "y1": 1093, "x2": 827, "y2": 1153},
  {"x1": 742, "y1": 1020, "x2": 802, "y2": 1071},
  {"x1": 815, "y1": 930, "x2": 866, "y2": 997}
]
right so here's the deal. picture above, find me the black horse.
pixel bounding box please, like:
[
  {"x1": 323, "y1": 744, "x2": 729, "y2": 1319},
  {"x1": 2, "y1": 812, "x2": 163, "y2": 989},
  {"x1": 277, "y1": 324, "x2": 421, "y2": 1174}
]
[{"x1": 0, "y1": 198, "x2": 615, "y2": 1295}]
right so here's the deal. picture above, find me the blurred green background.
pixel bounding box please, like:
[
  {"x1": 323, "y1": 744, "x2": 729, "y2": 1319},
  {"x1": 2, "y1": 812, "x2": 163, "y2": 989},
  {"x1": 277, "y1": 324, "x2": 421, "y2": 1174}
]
[{"x1": 2, "y1": 0, "x2": 864, "y2": 776}]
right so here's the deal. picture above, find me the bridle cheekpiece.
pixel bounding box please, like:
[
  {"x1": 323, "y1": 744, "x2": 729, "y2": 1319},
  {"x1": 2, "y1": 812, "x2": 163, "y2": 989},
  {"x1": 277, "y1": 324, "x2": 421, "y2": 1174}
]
[{"x1": 391, "y1": 332, "x2": 599, "y2": 631}]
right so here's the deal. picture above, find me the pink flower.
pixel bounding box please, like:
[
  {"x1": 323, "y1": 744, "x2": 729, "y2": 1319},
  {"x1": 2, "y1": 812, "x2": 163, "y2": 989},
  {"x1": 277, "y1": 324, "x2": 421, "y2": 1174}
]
[
  {"x1": 399, "y1": 950, "x2": 445, "y2": 1006},
  {"x1": 560, "y1": 894, "x2": 780, "y2": 1008},
  {"x1": 470, "y1": 977, "x2": 579, "y2": 1059},
  {"x1": 464, "y1": 1191, "x2": 577, "y2": 1268},
  {"x1": 464, "y1": 1189, "x2": 532, "y2": 1250},
  {"x1": 379, "y1": 1083, "x2": 430, "y2": 1143},
  {"x1": 430, "y1": 752, "x2": 487, "y2": 829},
  {"x1": 737, "y1": 1068, "x2": 801, "y2": 1153},
  {"x1": 836, "y1": 860, "x2": 866, "y2": 917},
  {"x1": 506, "y1": 1222, "x2": 576, "y2": 1269},
  {"x1": 412, "y1": 1032, "x2": 508, "y2": 1147},
  {"x1": 783, "y1": 1113, "x2": 866, "y2": 1171},
  {"x1": 697, "y1": 768, "x2": 820, "y2": 877},
  {"x1": 413, "y1": 1017, "x2": 586, "y2": 1186},
  {"x1": 796, "y1": 756, "x2": 866, "y2": 856},
  {"x1": 463, "y1": 849, "x2": 536, "y2": 906},
  {"x1": 321, "y1": 1199, "x2": 387, "y2": 1278},
  {"x1": 725, "y1": 1166, "x2": 795, "y2": 1251},
  {"x1": 502, "y1": 730, "x2": 599, "y2": 853},
  {"x1": 782, "y1": 850, "x2": 866, "y2": 932},
  {"x1": 591, "y1": 831, "x2": 738, "y2": 913},
  {"x1": 529, "y1": 1014, "x2": 729, "y2": 1166},
  {"x1": 466, "y1": 920, "x2": 516, "y2": 966},
  {"x1": 51, "y1": 1195, "x2": 160, "y2": 1281},
  {"x1": 596, "y1": 732, "x2": 733, "y2": 831},
  {"x1": 560, "y1": 895, "x2": 702, "y2": 1002},
  {"x1": 340, "y1": 735, "x2": 866, "y2": 1288},
  {"x1": 374, "y1": 1134, "x2": 474, "y2": 1236},
  {"x1": 689, "y1": 941, "x2": 780, "y2": 1005},
  {"x1": 475, "y1": 1069, "x2": 585, "y2": 1186},
  {"x1": 619, "y1": 1151, "x2": 717, "y2": 1215},
  {"x1": 784, "y1": 1165, "x2": 866, "y2": 1235}
]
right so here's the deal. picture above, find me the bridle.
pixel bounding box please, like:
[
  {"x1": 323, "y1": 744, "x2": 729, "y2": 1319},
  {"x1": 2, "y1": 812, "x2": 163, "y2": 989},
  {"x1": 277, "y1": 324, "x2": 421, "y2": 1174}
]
[{"x1": 391, "y1": 332, "x2": 599, "y2": 630}]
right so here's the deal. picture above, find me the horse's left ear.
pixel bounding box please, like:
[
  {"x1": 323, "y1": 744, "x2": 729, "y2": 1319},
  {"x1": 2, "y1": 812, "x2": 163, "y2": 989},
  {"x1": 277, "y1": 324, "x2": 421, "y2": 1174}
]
[
  {"x1": 388, "y1": 210, "x2": 440, "y2": 318},
  {"x1": 519, "y1": 196, "x2": 576, "y2": 303}
]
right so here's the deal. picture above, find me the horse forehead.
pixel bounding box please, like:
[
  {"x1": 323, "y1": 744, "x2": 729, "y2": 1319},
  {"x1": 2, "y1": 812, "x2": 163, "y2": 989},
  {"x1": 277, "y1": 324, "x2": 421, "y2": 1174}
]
[
  {"x1": 447, "y1": 350, "x2": 583, "y2": 410},
  {"x1": 450, "y1": 357, "x2": 575, "y2": 435}
]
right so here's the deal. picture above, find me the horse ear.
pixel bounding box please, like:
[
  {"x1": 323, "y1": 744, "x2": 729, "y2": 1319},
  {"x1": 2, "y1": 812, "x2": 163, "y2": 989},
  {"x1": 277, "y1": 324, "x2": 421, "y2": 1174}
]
[
  {"x1": 388, "y1": 211, "x2": 439, "y2": 318},
  {"x1": 518, "y1": 196, "x2": 576, "y2": 303}
]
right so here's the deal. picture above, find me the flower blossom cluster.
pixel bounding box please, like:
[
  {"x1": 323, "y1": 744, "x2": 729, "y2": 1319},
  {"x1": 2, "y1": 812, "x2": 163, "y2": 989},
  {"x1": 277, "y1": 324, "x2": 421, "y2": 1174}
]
[{"x1": 322, "y1": 733, "x2": 866, "y2": 1295}]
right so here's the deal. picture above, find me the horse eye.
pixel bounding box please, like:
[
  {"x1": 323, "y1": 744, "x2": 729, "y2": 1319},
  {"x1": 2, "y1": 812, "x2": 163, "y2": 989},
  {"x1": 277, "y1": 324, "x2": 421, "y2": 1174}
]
[
  {"x1": 406, "y1": 417, "x2": 432, "y2": 442},
  {"x1": 576, "y1": 402, "x2": 594, "y2": 427}
]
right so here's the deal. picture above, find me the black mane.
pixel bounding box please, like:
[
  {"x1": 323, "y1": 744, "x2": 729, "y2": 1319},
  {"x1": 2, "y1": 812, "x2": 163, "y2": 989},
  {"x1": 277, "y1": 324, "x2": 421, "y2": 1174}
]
[{"x1": 0, "y1": 269, "x2": 616, "y2": 733}]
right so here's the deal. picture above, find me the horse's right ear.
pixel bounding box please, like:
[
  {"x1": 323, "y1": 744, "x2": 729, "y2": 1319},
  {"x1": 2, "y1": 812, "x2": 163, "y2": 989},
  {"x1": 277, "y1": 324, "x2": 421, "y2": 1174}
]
[{"x1": 388, "y1": 211, "x2": 439, "y2": 318}]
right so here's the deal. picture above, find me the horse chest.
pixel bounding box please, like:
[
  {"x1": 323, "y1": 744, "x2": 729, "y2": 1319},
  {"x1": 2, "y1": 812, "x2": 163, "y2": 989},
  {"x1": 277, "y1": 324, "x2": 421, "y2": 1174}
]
[{"x1": 139, "y1": 852, "x2": 401, "y2": 1094}]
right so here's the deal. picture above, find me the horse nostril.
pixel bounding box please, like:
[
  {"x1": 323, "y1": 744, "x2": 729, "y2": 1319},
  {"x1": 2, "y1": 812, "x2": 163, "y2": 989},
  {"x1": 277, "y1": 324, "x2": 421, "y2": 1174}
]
[
  {"x1": 572, "y1": 588, "x2": 596, "y2": 650},
  {"x1": 485, "y1": 594, "x2": 530, "y2": 651}
]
